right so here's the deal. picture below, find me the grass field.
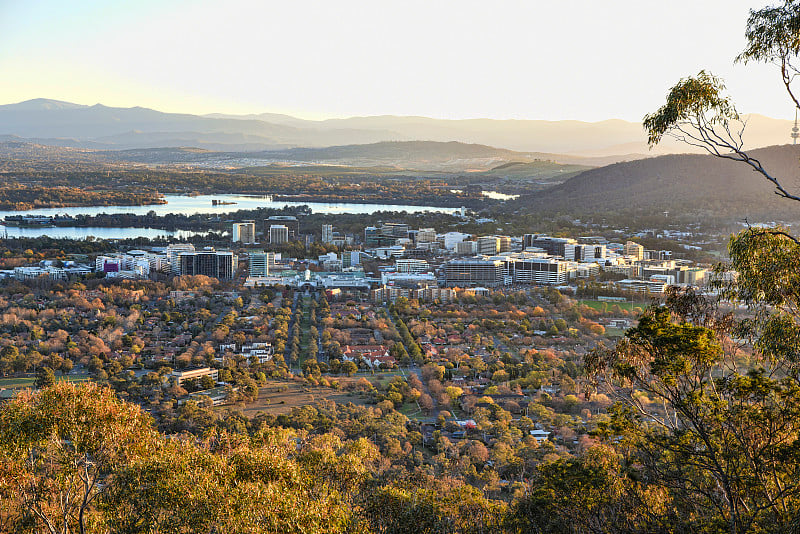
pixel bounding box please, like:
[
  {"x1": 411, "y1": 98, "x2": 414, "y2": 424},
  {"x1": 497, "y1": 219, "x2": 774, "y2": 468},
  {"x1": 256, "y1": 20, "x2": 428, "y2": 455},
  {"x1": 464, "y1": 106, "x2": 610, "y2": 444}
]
[
  {"x1": 397, "y1": 401, "x2": 423, "y2": 418},
  {"x1": 0, "y1": 373, "x2": 91, "y2": 390},
  {"x1": 604, "y1": 327, "x2": 626, "y2": 337},
  {"x1": 578, "y1": 299, "x2": 647, "y2": 312},
  {"x1": 232, "y1": 379, "x2": 372, "y2": 417}
]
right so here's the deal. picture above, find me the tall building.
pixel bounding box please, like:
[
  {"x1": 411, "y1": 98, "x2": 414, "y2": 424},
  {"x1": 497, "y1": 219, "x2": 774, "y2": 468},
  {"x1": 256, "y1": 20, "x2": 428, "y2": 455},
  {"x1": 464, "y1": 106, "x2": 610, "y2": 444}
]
[
  {"x1": 503, "y1": 255, "x2": 569, "y2": 285},
  {"x1": 232, "y1": 221, "x2": 256, "y2": 244},
  {"x1": 477, "y1": 236, "x2": 501, "y2": 256},
  {"x1": 444, "y1": 258, "x2": 505, "y2": 287},
  {"x1": 166, "y1": 243, "x2": 195, "y2": 275},
  {"x1": 269, "y1": 225, "x2": 289, "y2": 245},
  {"x1": 456, "y1": 240, "x2": 478, "y2": 255},
  {"x1": 365, "y1": 222, "x2": 409, "y2": 247},
  {"x1": 179, "y1": 249, "x2": 237, "y2": 280},
  {"x1": 249, "y1": 252, "x2": 276, "y2": 277},
  {"x1": 497, "y1": 235, "x2": 512, "y2": 253},
  {"x1": 322, "y1": 224, "x2": 334, "y2": 244},
  {"x1": 565, "y1": 243, "x2": 607, "y2": 262},
  {"x1": 266, "y1": 216, "x2": 299, "y2": 240},
  {"x1": 523, "y1": 235, "x2": 577, "y2": 257},
  {"x1": 416, "y1": 228, "x2": 436, "y2": 244},
  {"x1": 624, "y1": 241, "x2": 645, "y2": 260}
]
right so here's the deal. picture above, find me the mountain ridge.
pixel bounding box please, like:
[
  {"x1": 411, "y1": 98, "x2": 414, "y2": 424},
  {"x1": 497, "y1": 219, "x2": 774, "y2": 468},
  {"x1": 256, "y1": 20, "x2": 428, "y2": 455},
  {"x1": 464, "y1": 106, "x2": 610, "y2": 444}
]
[{"x1": 2, "y1": 98, "x2": 792, "y2": 158}]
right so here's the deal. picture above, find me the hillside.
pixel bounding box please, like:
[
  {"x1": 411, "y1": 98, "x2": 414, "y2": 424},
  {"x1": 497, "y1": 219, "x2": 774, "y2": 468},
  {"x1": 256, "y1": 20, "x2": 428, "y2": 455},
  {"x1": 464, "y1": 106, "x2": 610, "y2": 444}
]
[
  {"x1": 2, "y1": 99, "x2": 794, "y2": 158},
  {"x1": 0, "y1": 139, "x2": 592, "y2": 176},
  {"x1": 479, "y1": 160, "x2": 592, "y2": 184},
  {"x1": 517, "y1": 144, "x2": 800, "y2": 223}
]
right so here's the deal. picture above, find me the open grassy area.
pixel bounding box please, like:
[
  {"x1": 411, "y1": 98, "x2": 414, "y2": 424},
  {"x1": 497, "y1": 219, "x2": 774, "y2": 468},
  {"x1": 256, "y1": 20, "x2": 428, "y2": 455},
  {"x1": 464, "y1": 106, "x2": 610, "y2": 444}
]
[
  {"x1": 578, "y1": 299, "x2": 646, "y2": 313},
  {"x1": 604, "y1": 327, "x2": 626, "y2": 337},
  {"x1": 232, "y1": 378, "x2": 371, "y2": 417},
  {"x1": 0, "y1": 373, "x2": 91, "y2": 390},
  {"x1": 397, "y1": 401, "x2": 423, "y2": 418}
]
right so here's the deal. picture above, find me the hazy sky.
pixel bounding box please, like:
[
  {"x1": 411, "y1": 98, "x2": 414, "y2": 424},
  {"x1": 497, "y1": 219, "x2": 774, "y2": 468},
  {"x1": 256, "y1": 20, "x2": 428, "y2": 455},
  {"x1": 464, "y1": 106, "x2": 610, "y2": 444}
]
[{"x1": 0, "y1": 0, "x2": 791, "y2": 121}]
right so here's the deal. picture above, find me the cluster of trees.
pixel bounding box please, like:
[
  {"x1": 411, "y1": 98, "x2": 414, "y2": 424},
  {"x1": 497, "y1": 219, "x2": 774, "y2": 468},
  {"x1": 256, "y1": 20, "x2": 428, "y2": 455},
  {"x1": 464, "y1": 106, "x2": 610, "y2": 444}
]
[
  {"x1": 0, "y1": 184, "x2": 164, "y2": 210},
  {"x1": 1, "y1": 159, "x2": 489, "y2": 207}
]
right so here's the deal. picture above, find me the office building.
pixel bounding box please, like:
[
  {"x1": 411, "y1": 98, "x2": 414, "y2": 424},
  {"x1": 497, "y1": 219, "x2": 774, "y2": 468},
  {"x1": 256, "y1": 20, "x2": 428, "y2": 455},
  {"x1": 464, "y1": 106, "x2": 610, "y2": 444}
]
[
  {"x1": 506, "y1": 256, "x2": 569, "y2": 285},
  {"x1": 456, "y1": 240, "x2": 478, "y2": 255},
  {"x1": 617, "y1": 278, "x2": 668, "y2": 294},
  {"x1": 523, "y1": 235, "x2": 577, "y2": 257},
  {"x1": 564, "y1": 243, "x2": 607, "y2": 262},
  {"x1": 477, "y1": 236, "x2": 501, "y2": 256},
  {"x1": 96, "y1": 254, "x2": 153, "y2": 279},
  {"x1": 365, "y1": 222, "x2": 410, "y2": 247},
  {"x1": 416, "y1": 228, "x2": 436, "y2": 244},
  {"x1": 249, "y1": 252, "x2": 276, "y2": 277},
  {"x1": 322, "y1": 224, "x2": 334, "y2": 244},
  {"x1": 269, "y1": 225, "x2": 289, "y2": 245},
  {"x1": 266, "y1": 216, "x2": 300, "y2": 240},
  {"x1": 179, "y1": 249, "x2": 237, "y2": 280},
  {"x1": 171, "y1": 367, "x2": 219, "y2": 387},
  {"x1": 440, "y1": 232, "x2": 470, "y2": 251},
  {"x1": 232, "y1": 221, "x2": 256, "y2": 244},
  {"x1": 497, "y1": 235, "x2": 512, "y2": 253},
  {"x1": 396, "y1": 258, "x2": 430, "y2": 274},
  {"x1": 444, "y1": 258, "x2": 505, "y2": 287},
  {"x1": 624, "y1": 241, "x2": 645, "y2": 260},
  {"x1": 166, "y1": 243, "x2": 195, "y2": 275},
  {"x1": 644, "y1": 249, "x2": 673, "y2": 261}
]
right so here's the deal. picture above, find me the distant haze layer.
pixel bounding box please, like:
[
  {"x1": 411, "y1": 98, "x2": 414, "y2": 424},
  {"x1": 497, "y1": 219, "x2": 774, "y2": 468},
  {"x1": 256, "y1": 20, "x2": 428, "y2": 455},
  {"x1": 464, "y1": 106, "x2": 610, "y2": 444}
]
[{"x1": 0, "y1": 99, "x2": 795, "y2": 158}]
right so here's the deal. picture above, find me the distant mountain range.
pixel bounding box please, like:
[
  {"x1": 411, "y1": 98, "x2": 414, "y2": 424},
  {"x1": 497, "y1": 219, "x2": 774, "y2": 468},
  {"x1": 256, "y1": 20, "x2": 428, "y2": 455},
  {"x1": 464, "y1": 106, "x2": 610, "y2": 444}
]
[
  {"x1": 1, "y1": 98, "x2": 796, "y2": 159},
  {"x1": 517, "y1": 144, "x2": 800, "y2": 223}
]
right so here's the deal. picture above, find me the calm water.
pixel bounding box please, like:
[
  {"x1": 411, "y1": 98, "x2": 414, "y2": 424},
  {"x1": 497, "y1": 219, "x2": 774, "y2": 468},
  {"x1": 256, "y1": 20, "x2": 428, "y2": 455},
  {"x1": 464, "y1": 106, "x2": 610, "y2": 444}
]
[
  {"x1": 1, "y1": 227, "x2": 207, "y2": 240},
  {"x1": 0, "y1": 194, "x2": 457, "y2": 240},
  {"x1": 0, "y1": 194, "x2": 458, "y2": 219}
]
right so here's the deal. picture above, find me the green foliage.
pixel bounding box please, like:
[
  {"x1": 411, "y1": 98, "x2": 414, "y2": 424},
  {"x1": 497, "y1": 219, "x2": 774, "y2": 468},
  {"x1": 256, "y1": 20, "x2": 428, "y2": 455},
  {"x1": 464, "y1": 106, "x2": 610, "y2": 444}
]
[
  {"x1": 643, "y1": 71, "x2": 738, "y2": 147},
  {"x1": 507, "y1": 445, "x2": 669, "y2": 534},
  {"x1": 738, "y1": 2, "x2": 800, "y2": 65},
  {"x1": 33, "y1": 366, "x2": 56, "y2": 389},
  {"x1": 588, "y1": 287, "x2": 800, "y2": 532},
  {"x1": 364, "y1": 483, "x2": 506, "y2": 534}
]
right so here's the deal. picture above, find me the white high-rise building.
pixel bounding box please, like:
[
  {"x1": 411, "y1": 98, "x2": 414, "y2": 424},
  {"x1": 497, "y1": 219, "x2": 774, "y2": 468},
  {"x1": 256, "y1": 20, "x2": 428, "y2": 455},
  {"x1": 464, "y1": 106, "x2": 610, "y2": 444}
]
[
  {"x1": 232, "y1": 221, "x2": 256, "y2": 244},
  {"x1": 269, "y1": 225, "x2": 289, "y2": 245},
  {"x1": 322, "y1": 224, "x2": 334, "y2": 244}
]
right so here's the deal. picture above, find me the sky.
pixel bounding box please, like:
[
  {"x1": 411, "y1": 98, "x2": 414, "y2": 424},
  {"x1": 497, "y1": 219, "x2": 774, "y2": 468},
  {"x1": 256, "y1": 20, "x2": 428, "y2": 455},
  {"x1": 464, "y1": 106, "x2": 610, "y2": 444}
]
[{"x1": 0, "y1": 0, "x2": 792, "y2": 122}]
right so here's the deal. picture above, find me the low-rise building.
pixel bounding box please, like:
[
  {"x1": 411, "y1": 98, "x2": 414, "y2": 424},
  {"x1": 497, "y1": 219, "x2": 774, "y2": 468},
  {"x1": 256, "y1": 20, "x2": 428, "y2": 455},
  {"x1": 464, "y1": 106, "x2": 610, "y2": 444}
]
[{"x1": 170, "y1": 367, "x2": 219, "y2": 387}]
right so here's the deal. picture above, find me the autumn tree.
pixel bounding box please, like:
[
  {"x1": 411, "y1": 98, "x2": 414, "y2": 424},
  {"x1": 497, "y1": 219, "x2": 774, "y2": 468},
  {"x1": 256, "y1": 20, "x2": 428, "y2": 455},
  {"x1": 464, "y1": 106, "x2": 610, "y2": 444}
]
[
  {"x1": 0, "y1": 382, "x2": 157, "y2": 534},
  {"x1": 587, "y1": 288, "x2": 800, "y2": 532}
]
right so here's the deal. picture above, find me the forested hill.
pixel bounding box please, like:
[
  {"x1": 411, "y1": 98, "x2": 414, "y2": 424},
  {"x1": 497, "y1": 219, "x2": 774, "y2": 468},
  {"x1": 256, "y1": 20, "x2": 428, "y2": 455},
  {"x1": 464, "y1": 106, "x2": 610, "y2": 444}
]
[
  {"x1": 516, "y1": 144, "x2": 800, "y2": 222},
  {"x1": 253, "y1": 140, "x2": 525, "y2": 161}
]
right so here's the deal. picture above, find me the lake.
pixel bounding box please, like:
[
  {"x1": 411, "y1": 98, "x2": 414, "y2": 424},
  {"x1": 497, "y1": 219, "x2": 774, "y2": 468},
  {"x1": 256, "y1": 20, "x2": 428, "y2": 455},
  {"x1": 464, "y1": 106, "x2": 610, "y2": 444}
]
[
  {"x1": 0, "y1": 194, "x2": 458, "y2": 240},
  {"x1": 1, "y1": 227, "x2": 209, "y2": 240},
  {"x1": 0, "y1": 194, "x2": 459, "y2": 219}
]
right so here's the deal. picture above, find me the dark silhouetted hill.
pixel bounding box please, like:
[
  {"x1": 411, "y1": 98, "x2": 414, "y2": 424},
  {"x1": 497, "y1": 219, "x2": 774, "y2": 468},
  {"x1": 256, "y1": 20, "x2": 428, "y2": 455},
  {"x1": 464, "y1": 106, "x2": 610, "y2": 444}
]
[{"x1": 519, "y1": 145, "x2": 800, "y2": 222}]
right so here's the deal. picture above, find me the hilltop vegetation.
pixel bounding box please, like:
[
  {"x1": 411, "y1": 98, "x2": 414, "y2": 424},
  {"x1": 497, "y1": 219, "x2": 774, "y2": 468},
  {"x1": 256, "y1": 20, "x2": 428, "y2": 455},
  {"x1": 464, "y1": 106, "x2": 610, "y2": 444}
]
[{"x1": 512, "y1": 144, "x2": 800, "y2": 225}]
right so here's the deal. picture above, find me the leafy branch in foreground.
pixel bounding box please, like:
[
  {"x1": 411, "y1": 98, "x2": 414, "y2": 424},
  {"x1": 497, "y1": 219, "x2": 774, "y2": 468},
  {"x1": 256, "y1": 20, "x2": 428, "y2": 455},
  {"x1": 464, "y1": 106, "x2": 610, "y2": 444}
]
[
  {"x1": 586, "y1": 288, "x2": 800, "y2": 534},
  {"x1": 645, "y1": 1, "x2": 800, "y2": 205}
]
